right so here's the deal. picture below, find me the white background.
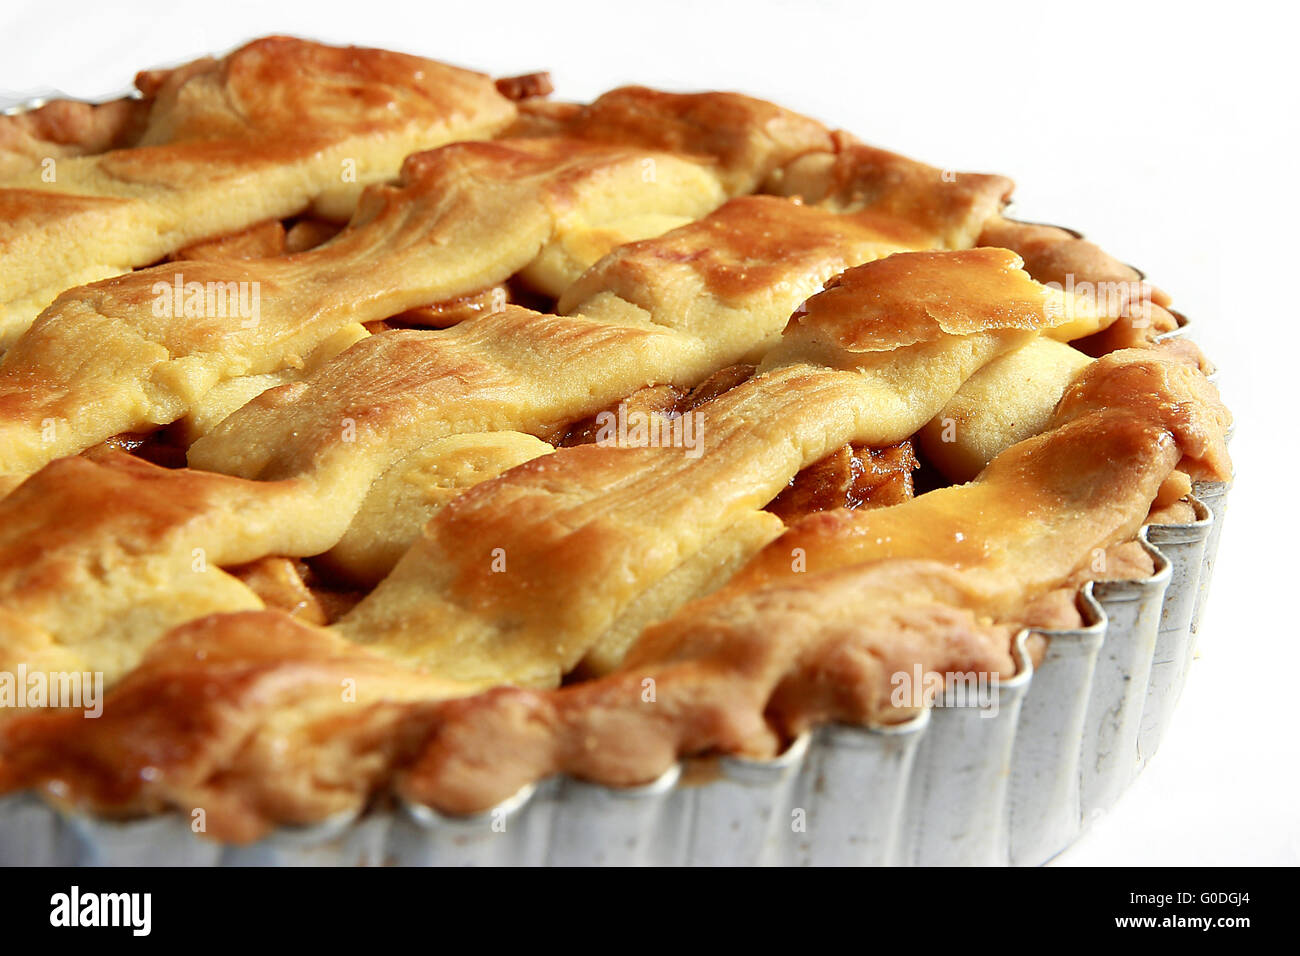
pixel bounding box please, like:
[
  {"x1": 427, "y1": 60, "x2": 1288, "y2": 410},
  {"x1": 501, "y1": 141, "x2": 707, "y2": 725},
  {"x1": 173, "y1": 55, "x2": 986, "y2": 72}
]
[{"x1": 1, "y1": 0, "x2": 1295, "y2": 865}]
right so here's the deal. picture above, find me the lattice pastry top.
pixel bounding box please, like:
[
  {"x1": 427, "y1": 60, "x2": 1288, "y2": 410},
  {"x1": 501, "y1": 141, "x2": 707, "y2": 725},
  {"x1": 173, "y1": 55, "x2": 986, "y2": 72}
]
[{"x1": 0, "y1": 38, "x2": 1230, "y2": 840}]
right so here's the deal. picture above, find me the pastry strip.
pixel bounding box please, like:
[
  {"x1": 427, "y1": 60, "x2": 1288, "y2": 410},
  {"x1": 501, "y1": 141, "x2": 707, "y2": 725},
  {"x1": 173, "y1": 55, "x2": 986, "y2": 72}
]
[
  {"x1": 918, "y1": 337, "x2": 1092, "y2": 482},
  {"x1": 0, "y1": 452, "x2": 336, "y2": 684},
  {"x1": 0, "y1": 37, "x2": 517, "y2": 346}
]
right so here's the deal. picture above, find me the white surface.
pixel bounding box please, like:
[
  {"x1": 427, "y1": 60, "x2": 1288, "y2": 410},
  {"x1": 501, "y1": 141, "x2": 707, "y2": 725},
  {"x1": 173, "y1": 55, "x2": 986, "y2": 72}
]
[{"x1": 1, "y1": 0, "x2": 1295, "y2": 866}]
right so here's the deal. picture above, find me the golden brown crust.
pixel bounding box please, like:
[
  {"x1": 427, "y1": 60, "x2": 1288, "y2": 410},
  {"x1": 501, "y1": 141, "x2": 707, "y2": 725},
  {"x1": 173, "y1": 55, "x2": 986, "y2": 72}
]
[
  {"x1": 403, "y1": 561, "x2": 1018, "y2": 813},
  {"x1": 1019, "y1": 539, "x2": 1158, "y2": 631},
  {"x1": 182, "y1": 197, "x2": 931, "y2": 505},
  {"x1": 0, "y1": 612, "x2": 477, "y2": 839},
  {"x1": 730, "y1": 416, "x2": 1177, "y2": 604},
  {"x1": 558, "y1": 86, "x2": 836, "y2": 194},
  {"x1": 917, "y1": 336, "x2": 1093, "y2": 483},
  {"x1": 778, "y1": 248, "x2": 1074, "y2": 353},
  {"x1": 556, "y1": 194, "x2": 931, "y2": 315},
  {"x1": 0, "y1": 451, "x2": 338, "y2": 684},
  {"x1": 978, "y1": 217, "x2": 1181, "y2": 354},
  {"x1": 1, "y1": 92, "x2": 885, "y2": 480},
  {"x1": 0, "y1": 563, "x2": 1017, "y2": 830},
  {"x1": 499, "y1": 98, "x2": 583, "y2": 137},
  {"x1": 725, "y1": 345, "x2": 1230, "y2": 612},
  {"x1": 0, "y1": 53, "x2": 1235, "y2": 840},
  {"x1": 767, "y1": 131, "x2": 1014, "y2": 248},
  {"x1": 0, "y1": 37, "x2": 518, "y2": 347},
  {"x1": 0, "y1": 96, "x2": 151, "y2": 173},
  {"x1": 0, "y1": 138, "x2": 703, "y2": 478},
  {"x1": 979, "y1": 217, "x2": 1140, "y2": 288},
  {"x1": 0, "y1": 337, "x2": 1231, "y2": 836},
  {"x1": 1053, "y1": 344, "x2": 1232, "y2": 481}
]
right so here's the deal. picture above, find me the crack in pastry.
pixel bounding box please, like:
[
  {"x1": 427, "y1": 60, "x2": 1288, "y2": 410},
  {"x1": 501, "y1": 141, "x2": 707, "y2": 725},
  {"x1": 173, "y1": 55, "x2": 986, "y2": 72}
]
[{"x1": 0, "y1": 37, "x2": 518, "y2": 347}]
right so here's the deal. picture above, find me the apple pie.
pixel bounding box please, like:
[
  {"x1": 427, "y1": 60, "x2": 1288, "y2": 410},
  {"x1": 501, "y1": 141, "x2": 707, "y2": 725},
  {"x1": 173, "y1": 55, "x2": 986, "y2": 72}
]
[{"x1": 0, "y1": 36, "x2": 1231, "y2": 850}]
